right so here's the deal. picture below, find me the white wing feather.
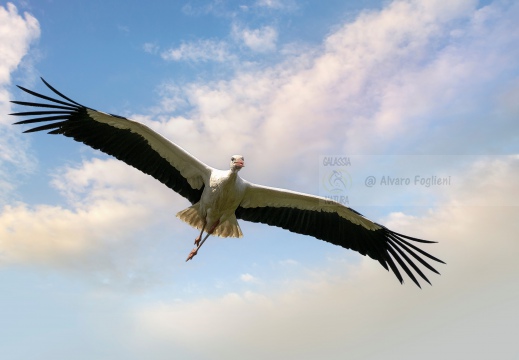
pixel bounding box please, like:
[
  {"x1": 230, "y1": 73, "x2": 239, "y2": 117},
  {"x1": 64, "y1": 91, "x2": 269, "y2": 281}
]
[
  {"x1": 240, "y1": 181, "x2": 381, "y2": 231},
  {"x1": 87, "y1": 109, "x2": 212, "y2": 189}
]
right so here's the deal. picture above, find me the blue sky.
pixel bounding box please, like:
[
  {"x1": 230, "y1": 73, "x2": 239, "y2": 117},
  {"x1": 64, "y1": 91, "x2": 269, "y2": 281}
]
[{"x1": 1, "y1": 0, "x2": 518, "y2": 359}]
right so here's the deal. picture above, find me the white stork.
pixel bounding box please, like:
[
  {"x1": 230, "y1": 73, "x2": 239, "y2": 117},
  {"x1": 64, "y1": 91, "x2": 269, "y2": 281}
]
[{"x1": 11, "y1": 78, "x2": 444, "y2": 287}]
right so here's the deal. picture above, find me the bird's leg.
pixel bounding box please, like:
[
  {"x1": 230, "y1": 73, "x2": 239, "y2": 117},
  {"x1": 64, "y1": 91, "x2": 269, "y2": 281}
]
[
  {"x1": 186, "y1": 220, "x2": 220, "y2": 262},
  {"x1": 194, "y1": 223, "x2": 206, "y2": 247}
]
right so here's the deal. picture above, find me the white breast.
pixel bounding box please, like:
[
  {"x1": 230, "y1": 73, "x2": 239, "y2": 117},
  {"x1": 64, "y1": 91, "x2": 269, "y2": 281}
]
[{"x1": 200, "y1": 170, "x2": 245, "y2": 223}]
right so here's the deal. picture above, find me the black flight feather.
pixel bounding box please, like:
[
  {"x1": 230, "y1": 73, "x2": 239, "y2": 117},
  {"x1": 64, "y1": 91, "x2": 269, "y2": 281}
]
[{"x1": 11, "y1": 78, "x2": 203, "y2": 204}]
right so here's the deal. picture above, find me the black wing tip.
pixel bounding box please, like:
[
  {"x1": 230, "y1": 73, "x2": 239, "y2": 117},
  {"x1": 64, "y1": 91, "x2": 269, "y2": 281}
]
[
  {"x1": 385, "y1": 229, "x2": 438, "y2": 243},
  {"x1": 378, "y1": 228, "x2": 445, "y2": 288},
  {"x1": 384, "y1": 229, "x2": 445, "y2": 261},
  {"x1": 15, "y1": 79, "x2": 44, "y2": 93},
  {"x1": 16, "y1": 77, "x2": 49, "y2": 89},
  {"x1": 40, "y1": 77, "x2": 54, "y2": 89},
  {"x1": 10, "y1": 78, "x2": 87, "y2": 133},
  {"x1": 15, "y1": 84, "x2": 31, "y2": 93},
  {"x1": 12, "y1": 78, "x2": 85, "y2": 109}
]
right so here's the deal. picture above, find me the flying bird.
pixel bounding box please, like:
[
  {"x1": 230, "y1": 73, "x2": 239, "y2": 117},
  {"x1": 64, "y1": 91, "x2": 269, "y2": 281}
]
[{"x1": 11, "y1": 78, "x2": 444, "y2": 287}]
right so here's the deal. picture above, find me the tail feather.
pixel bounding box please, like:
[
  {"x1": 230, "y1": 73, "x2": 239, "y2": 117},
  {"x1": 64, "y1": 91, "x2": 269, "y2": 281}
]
[
  {"x1": 176, "y1": 204, "x2": 205, "y2": 231},
  {"x1": 214, "y1": 216, "x2": 243, "y2": 238},
  {"x1": 176, "y1": 204, "x2": 243, "y2": 238}
]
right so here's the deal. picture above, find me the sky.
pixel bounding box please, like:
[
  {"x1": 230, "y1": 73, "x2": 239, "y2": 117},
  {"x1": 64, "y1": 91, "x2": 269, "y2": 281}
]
[{"x1": 0, "y1": 0, "x2": 518, "y2": 359}]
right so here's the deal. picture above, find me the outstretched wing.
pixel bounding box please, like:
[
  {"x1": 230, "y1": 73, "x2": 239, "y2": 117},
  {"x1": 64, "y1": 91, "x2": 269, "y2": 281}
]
[
  {"x1": 236, "y1": 182, "x2": 444, "y2": 287},
  {"x1": 11, "y1": 78, "x2": 209, "y2": 204}
]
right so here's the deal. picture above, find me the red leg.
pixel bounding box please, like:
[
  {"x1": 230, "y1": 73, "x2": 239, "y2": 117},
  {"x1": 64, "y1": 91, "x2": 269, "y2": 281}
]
[
  {"x1": 194, "y1": 224, "x2": 205, "y2": 247},
  {"x1": 186, "y1": 220, "x2": 220, "y2": 262}
]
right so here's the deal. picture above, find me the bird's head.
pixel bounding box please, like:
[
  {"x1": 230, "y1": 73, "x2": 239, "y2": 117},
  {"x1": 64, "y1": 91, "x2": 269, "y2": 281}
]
[{"x1": 230, "y1": 155, "x2": 245, "y2": 171}]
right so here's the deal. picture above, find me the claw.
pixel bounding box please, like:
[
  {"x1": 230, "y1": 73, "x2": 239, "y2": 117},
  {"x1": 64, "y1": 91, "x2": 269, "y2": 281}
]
[
  {"x1": 186, "y1": 248, "x2": 198, "y2": 262},
  {"x1": 194, "y1": 236, "x2": 201, "y2": 247}
]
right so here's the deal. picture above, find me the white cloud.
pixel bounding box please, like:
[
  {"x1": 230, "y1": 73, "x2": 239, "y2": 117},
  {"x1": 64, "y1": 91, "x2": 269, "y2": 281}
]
[
  {"x1": 143, "y1": 42, "x2": 159, "y2": 54},
  {"x1": 0, "y1": 3, "x2": 40, "y2": 86},
  {"x1": 0, "y1": 158, "x2": 183, "y2": 273},
  {"x1": 255, "y1": 0, "x2": 296, "y2": 11},
  {"x1": 240, "y1": 273, "x2": 257, "y2": 282},
  {"x1": 182, "y1": 0, "x2": 232, "y2": 17},
  {"x1": 150, "y1": 0, "x2": 519, "y2": 190},
  {"x1": 0, "y1": 3, "x2": 40, "y2": 202},
  {"x1": 117, "y1": 24, "x2": 130, "y2": 34},
  {"x1": 161, "y1": 39, "x2": 235, "y2": 63},
  {"x1": 256, "y1": 0, "x2": 282, "y2": 8},
  {"x1": 134, "y1": 155, "x2": 519, "y2": 359},
  {"x1": 158, "y1": 25, "x2": 278, "y2": 64},
  {"x1": 234, "y1": 25, "x2": 278, "y2": 52},
  {"x1": 279, "y1": 259, "x2": 299, "y2": 266}
]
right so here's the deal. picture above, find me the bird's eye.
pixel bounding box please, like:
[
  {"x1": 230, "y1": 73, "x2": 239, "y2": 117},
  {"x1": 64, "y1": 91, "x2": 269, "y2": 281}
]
[{"x1": 231, "y1": 157, "x2": 235, "y2": 161}]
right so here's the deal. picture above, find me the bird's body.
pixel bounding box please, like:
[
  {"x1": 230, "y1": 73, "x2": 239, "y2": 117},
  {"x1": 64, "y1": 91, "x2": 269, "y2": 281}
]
[
  {"x1": 178, "y1": 165, "x2": 246, "y2": 239},
  {"x1": 11, "y1": 78, "x2": 445, "y2": 287}
]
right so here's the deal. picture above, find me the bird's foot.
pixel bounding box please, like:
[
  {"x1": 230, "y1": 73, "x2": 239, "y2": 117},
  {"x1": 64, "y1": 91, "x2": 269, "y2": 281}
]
[
  {"x1": 186, "y1": 248, "x2": 198, "y2": 262},
  {"x1": 194, "y1": 236, "x2": 201, "y2": 247}
]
